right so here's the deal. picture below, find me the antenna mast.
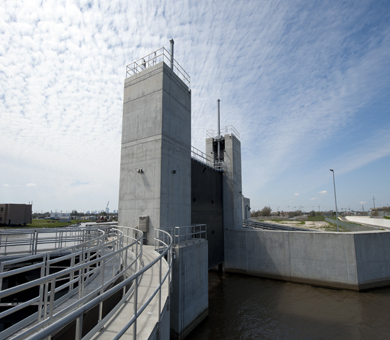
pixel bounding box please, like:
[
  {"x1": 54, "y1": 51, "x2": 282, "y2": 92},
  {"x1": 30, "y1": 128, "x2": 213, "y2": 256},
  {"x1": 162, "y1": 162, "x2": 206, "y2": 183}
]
[{"x1": 217, "y1": 99, "x2": 221, "y2": 162}]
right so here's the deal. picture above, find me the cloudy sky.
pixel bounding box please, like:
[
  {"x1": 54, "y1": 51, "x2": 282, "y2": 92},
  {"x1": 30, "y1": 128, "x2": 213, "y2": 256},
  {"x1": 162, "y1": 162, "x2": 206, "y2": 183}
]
[{"x1": 1, "y1": 0, "x2": 389, "y2": 213}]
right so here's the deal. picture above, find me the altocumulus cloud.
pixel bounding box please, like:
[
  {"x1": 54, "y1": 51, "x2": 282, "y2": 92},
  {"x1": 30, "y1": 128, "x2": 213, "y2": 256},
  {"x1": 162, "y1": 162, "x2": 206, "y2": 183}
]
[{"x1": 0, "y1": 0, "x2": 389, "y2": 212}]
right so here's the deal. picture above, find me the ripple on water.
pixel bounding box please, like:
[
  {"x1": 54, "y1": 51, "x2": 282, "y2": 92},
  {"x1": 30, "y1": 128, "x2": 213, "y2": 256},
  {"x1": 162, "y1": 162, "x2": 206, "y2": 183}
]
[{"x1": 186, "y1": 272, "x2": 390, "y2": 340}]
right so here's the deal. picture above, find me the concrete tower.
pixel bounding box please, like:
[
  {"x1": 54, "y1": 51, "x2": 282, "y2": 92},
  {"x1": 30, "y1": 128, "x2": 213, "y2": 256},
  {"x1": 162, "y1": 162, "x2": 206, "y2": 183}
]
[
  {"x1": 206, "y1": 127, "x2": 243, "y2": 229},
  {"x1": 118, "y1": 57, "x2": 191, "y2": 244}
]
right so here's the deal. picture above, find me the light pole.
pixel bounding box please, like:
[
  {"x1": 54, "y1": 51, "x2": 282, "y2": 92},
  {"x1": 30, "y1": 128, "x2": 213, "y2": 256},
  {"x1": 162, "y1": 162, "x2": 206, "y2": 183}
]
[{"x1": 330, "y1": 169, "x2": 339, "y2": 232}]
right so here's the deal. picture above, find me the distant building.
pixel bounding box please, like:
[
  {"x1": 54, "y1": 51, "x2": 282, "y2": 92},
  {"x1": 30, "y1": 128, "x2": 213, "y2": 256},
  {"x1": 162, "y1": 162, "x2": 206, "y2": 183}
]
[
  {"x1": 0, "y1": 204, "x2": 32, "y2": 225},
  {"x1": 50, "y1": 212, "x2": 71, "y2": 222}
]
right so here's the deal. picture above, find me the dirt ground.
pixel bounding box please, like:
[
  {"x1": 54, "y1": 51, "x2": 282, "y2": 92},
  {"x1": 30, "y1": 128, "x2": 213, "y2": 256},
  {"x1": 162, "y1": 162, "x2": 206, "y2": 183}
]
[{"x1": 263, "y1": 220, "x2": 340, "y2": 232}]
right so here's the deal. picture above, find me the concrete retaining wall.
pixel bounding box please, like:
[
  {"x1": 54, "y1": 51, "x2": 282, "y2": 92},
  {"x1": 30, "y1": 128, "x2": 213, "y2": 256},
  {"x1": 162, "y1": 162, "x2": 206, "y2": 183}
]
[
  {"x1": 224, "y1": 229, "x2": 390, "y2": 290},
  {"x1": 170, "y1": 239, "x2": 208, "y2": 339},
  {"x1": 346, "y1": 216, "x2": 390, "y2": 229}
]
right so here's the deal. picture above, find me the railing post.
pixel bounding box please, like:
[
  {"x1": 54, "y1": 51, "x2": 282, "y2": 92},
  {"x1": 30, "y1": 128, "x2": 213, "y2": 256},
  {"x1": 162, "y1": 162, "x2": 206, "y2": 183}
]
[
  {"x1": 49, "y1": 278, "x2": 55, "y2": 319},
  {"x1": 133, "y1": 276, "x2": 138, "y2": 340},
  {"x1": 75, "y1": 314, "x2": 83, "y2": 340},
  {"x1": 159, "y1": 257, "x2": 162, "y2": 320}
]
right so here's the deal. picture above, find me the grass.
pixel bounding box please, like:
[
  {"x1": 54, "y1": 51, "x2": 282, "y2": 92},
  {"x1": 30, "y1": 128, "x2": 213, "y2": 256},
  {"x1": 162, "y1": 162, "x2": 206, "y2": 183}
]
[
  {"x1": 0, "y1": 219, "x2": 98, "y2": 230},
  {"x1": 384, "y1": 216, "x2": 390, "y2": 220},
  {"x1": 307, "y1": 216, "x2": 326, "y2": 221}
]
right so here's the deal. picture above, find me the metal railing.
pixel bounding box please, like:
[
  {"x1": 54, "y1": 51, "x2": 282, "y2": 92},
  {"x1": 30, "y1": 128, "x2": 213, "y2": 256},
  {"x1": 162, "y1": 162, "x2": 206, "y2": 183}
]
[
  {"x1": 191, "y1": 145, "x2": 224, "y2": 172},
  {"x1": 0, "y1": 226, "x2": 172, "y2": 340},
  {"x1": 0, "y1": 227, "x2": 102, "y2": 256},
  {"x1": 243, "y1": 219, "x2": 317, "y2": 232},
  {"x1": 171, "y1": 225, "x2": 207, "y2": 244},
  {"x1": 126, "y1": 47, "x2": 190, "y2": 88},
  {"x1": 206, "y1": 125, "x2": 240, "y2": 140}
]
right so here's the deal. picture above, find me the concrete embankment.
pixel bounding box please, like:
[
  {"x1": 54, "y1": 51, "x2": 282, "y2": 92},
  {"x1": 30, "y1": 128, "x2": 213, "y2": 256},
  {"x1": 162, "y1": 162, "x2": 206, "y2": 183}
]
[
  {"x1": 224, "y1": 229, "x2": 390, "y2": 290},
  {"x1": 345, "y1": 216, "x2": 390, "y2": 229}
]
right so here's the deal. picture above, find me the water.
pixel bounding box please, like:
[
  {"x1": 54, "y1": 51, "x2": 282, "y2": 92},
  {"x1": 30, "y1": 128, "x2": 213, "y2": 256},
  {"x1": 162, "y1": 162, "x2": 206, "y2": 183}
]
[{"x1": 187, "y1": 272, "x2": 390, "y2": 340}]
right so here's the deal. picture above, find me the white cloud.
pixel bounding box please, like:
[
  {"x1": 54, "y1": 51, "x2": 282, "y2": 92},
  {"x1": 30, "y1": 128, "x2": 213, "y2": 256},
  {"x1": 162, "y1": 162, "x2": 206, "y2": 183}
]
[
  {"x1": 0, "y1": 1, "x2": 389, "y2": 212},
  {"x1": 310, "y1": 198, "x2": 317, "y2": 201},
  {"x1": 319, "y1": 191, "x2": 328, "y2": 195},
  {"x1": 27, "y1": 183, "x2": 37, "y2": 187},
  {"x1": 295, "y1": 193, "x2": 299, "y2": 196},
  {"x1": 359, "y1": 201, "x2": 366, "y2": 205},
  {"x1": 3, "y1": 184, "x2": 10, "y2": 187}
]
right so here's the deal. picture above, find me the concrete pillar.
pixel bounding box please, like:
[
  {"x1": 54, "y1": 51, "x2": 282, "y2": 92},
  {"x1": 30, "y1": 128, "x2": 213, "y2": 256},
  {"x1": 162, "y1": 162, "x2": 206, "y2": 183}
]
[
  {"x1": 170, "y1": 239, "x2": 209, "y2": 339},
  {"x1": 118, "y1": 62, "x2": 191, "y2": 243}
]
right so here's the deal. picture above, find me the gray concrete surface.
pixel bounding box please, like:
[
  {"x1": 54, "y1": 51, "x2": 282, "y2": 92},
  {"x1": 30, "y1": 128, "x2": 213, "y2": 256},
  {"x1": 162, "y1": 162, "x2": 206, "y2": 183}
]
[
  {"x1": 224, "y1": 228, "x2": 390, "y2": 290},
  {"x1": 242, "y1": 196, "x2": 250, "y2": 220},
  {"x1": 222, "y1": 134, "x2": 243, "y2": 230},
  {"x1": 170, "y1": 239, "x2": 208, "y2": 340},
  {"x1": 206, "y1": 133, "x2": 243, "y2": 230},
  {"x1": 92, "y1": 245, "x2": 170, "y2": 340},
  {"x1": 191, "y1": 159, "x2": 224, "y2": 269},
  {"x1": 345, "y1": 216, "x2": 390, "y2": 229},
  {"x1": 119, "y1": 62, "x2": 191, "y2": 244}
]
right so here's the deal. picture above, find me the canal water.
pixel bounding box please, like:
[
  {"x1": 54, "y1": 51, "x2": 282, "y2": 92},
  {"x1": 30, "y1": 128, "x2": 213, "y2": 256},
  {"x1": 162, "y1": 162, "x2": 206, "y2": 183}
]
[{"x1": 187, "y1": 272, "x2": 390, "y2": 340}]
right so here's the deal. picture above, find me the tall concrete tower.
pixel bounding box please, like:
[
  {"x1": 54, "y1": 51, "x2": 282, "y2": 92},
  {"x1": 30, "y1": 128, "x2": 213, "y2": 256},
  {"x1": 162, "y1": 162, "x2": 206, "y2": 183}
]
[
  {"x1": 206, "y1": 126, "x2": 243, "y2": 229},
  {"x1": 118, "y1": 52, "x2": 191, "y2": 244}
]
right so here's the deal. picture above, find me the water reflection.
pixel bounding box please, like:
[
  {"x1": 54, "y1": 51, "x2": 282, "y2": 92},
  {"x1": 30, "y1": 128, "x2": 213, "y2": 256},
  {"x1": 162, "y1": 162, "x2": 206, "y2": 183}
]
[{"x1": 187, "y1": 272, "x2": 390, "y2": 340}]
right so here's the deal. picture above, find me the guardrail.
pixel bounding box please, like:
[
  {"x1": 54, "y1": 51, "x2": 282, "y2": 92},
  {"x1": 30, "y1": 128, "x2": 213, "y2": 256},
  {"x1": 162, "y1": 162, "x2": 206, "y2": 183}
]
[
  {"x1": 126, "y1": 47, "x2": 190, "y2": 88},
  {"x1": 0, "y1": 227, "x2": 103, "y2": 256},
  {"x1": 171, "y1": 224, "x2": 207, "y2": 244},
  {"x1": 0, "y1": 226, "x2": 172, "y2": 340},
  {"x1": 243, "y1": 219, "x2": 316, "y2": 232},
  {"x1": 206, "y1": 125, "x2": 240, "y2": 140},
  {"x1": 191, "y1": 146, "x2": 224, "y2": 171}
]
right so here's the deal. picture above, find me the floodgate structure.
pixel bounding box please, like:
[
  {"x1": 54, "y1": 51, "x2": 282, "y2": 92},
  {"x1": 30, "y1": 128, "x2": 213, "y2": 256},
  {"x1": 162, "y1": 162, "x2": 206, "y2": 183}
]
[{"x1": 2, "y1": 42, "x2": 390, "y2": 340}]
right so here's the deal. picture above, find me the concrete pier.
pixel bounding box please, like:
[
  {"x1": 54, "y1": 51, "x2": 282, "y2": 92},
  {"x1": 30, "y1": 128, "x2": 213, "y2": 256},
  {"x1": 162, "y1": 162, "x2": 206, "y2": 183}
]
[{"x1": 170, "y1": 239, "x2": 208, "y2": 340}]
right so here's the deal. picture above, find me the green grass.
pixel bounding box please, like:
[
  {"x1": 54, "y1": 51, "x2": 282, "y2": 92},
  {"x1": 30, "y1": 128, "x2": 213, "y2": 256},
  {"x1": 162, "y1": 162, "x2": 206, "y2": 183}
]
[
  {"x1": 307, "y1": 216, "x2": 326, "y2": 221},
  {"x1": 384, "y1": 216, "x2": 390, "y2": 220},
  {"x1": 0, "y1": 219, "x2": 97, "y2": 230}
]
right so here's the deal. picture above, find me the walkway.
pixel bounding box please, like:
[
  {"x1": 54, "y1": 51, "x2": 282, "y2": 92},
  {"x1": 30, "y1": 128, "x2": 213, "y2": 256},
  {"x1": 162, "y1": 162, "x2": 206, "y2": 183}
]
[{"x1": 92, "y1": 245, "x2": 169, "y2": 340}]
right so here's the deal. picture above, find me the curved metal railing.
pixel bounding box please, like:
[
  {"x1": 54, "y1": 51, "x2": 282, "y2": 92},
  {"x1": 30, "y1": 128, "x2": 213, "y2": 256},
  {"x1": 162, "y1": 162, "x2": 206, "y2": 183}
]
[{"x1": 0, "y1": 226, "x2": 172, "y2": 340}]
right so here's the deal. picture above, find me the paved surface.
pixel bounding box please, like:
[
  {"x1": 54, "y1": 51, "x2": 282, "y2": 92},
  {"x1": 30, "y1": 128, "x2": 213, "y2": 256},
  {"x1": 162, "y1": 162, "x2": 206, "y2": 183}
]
[{"x1": 92, "y1": 245, "x2": 169, "y2": 340}]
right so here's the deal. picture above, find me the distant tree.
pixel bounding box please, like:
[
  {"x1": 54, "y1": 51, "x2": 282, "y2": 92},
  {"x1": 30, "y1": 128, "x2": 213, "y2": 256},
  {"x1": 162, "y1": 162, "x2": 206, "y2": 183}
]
[
  {"x1": 72, "y1": 210, "x2": 78, "y2": 216},
  {"x1": 260, "y1": 206, "x2": 272, "y2": 217},
  {"x1": 309, "y1": 210, "x2": 315, "y2": 217}
]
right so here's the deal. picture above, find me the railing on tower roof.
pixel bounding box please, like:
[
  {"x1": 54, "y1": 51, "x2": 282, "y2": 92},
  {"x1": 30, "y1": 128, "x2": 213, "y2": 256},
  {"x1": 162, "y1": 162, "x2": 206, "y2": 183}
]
[
  {"x1": 206, "y1": 125, "x2": 240, "y2": 140},
  {"x1": 191, "y1": 145, "x2": 225, "y2": 172},
  {"x1": 126, "y1": 47, "x2": 190, "y2": 88}
]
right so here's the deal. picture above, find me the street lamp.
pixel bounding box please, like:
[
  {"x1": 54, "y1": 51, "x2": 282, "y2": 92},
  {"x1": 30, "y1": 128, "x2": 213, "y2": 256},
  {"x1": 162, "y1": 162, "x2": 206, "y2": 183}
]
[{"x1": 330, "y1": 169, "x2": 339, "y2": 232}]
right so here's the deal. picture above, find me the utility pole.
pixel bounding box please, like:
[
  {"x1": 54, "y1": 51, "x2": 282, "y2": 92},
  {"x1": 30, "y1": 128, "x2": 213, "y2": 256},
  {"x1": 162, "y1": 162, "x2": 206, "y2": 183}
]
[
  {"x1": 330, "y1": 169, "x2": 339, "y2": 232},
  {"x1": 373, "y1": 196, "x2": 376, "y2": 209}
]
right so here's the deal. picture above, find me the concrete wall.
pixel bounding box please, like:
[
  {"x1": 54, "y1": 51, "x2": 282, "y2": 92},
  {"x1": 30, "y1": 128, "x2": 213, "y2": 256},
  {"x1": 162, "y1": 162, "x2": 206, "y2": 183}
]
[
  {"x1": 346, "y1": 216, "x2": 390, "y2": 229},
  {"x1": 222, "y1": 134, "x2": 243, "y2": 229},
  {"x1": 224, "y1": 228, "x2": 390, "y2": 290},
  {"x1": 118, "y1": 62, "x2": 191, "y2": 243},
  {"x1": 242, "y1": 196, "x2": 250, "y2": 220},
  {"x1": 170, "y1": 239, "x2": 208, "y2": 339},
  {"x1": 191, "y1": 159, "x2": 224, "y2": 269}
]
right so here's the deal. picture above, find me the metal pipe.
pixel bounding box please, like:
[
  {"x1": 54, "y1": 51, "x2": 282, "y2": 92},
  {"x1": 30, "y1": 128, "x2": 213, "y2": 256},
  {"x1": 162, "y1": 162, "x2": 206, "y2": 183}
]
[
  {"x1": 217, "y1": 99, "x2": 221, "y2": 162},
  {"x1": 170, "y1": 39, "x2": 174, "y2": 69}
]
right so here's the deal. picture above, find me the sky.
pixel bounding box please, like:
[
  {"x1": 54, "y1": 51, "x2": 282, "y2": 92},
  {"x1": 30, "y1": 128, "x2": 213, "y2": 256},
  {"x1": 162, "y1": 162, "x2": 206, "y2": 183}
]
[{"x1": 1, "y1": 0, "x2": 389, "y2": 213}]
